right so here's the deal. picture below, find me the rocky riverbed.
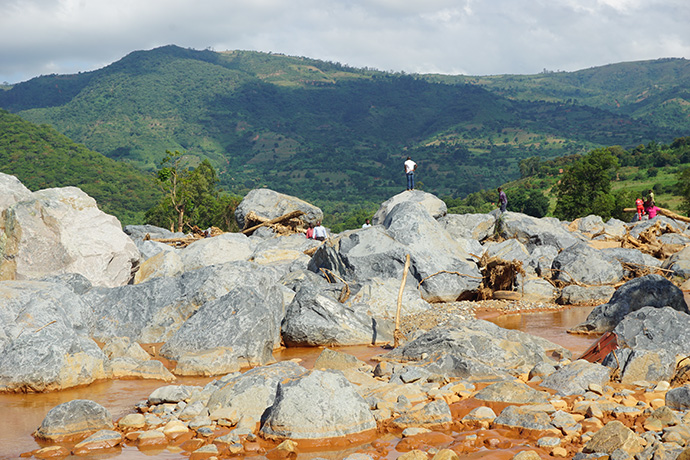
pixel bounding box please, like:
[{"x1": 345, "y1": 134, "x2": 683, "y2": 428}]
[{"x1": 2, "y1": 173, "x2": 690, "y2": 459}]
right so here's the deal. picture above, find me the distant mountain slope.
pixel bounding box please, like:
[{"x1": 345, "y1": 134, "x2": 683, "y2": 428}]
[
  {"x1": 0, "y1": 45, "x2": 685, "y2": 207},
  {"x1": 428, "y1": 58, "x2": 690, "y2": 130},
  {"x1": 0, "y1": 109, "x2": 160, "y2": 224}
]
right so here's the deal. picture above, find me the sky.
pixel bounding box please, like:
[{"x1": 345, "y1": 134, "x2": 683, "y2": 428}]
[{"x1": 1, "y1": 0, "x2": 689, "y2": 85}]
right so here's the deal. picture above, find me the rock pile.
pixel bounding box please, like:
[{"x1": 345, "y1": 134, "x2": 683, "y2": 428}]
[{"x1": 2, "y1": 173, "x2": 690, "y2": 459}]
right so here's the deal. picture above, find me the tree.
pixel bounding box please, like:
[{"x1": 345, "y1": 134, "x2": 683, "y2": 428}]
[
  {"x1": 145, "y1": 150, "x2": 242, "y2": 232},
  {"x1": 508, "y1": 188, "x2": 550, "y2": 217},
  {"x1": 677, "y1": 167, "x2": 690, "y2": 216},
  {"x1": 554, "y1": 148, "x2": 619, "y2": 220}
]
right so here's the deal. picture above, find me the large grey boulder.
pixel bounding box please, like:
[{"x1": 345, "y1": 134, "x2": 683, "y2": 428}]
[
  {"x1": 552, "y1": 243, "x2": 625, "y2": 286},
  {"x1": 558, "y1": 285, "x2": 616, "y2": 305},
  {"x1": 0, "y1": 172, "x2": 32, "y2": 210},
  {"x1": 610, "y1": 306, "x2": 690, "y2": 358},
  {"x1": 86, "y1": 261, "x2": 281, "y2": 343},
  {"x1": 663, "y1": 245, "x2": 690, "y2": 279},
  {"x1": 206, "y1": 361, "x2": 307, "y2": 421},
  {"x1": 601, "y1": 247, "x2": 662, "y2": 273},
  {"x1": 235, "y1": 188, "x2": 323, "y2": 229},
  {"x1": 666, "y1": 385, "x2": 690, "y2": 411},
  {"x1": 500, "y1": 212, "x2": 582, "y2": 251},
  {"x1": 540, "y1": 359, "x2": 611, "y2": 396},
  {"x1": 383, "y1": 320, "x2": 569, "y2": 375},
  {"x1": 383, "y1": 201, "x2": 482, "y2": 302},
  {"x1": 260, "y1": 370, "x2": 377, "y2": 440},
  {"x1": 372, "y1": 190, "x2": 447, "y2": 225},
  {"x1": 123, "y1": 224, "x2": 184, "y2": 241},
  {"x1": 0, "y1": 186, "x2": 139, "y2": 287},
  {"x1": 483, "y1": 238, "x2": 531, "y2": 265},
  {"x1": 179, "y1": 233, "x2": 256, "y2": 271},
  {"x1": 34, "y1": 400, "x2": 113, "y2": 441},
  {"x1": 281, "y1": 285, "x2": 392, "y2": 347},
  {"x1": 159, "y1": 285, "x2": 283, "y2": 368},
  {"x1": 571, "y1": 274, "x2": 689, "y2": 333},
  {"x1": 308, "y1": 226, "x2": 409, "y2": 282},
  {"x1": 0, "y1": 280, "x2": 108, "y2": 392},
  {"x1": 439, "y1": 213, "x2": 496, "y2": 242},
  {"x1": 134, "y1": 250, "x2": 184, "y2": 284},
  {"x1": 345, "y1": 277, "x2": 432, "y2": 319},
  {"x1": 602, "y1": 347, "x2": 676, "y2": 384},
  {"x1": 310, "y1": 203, "x2": 482, "y2": 302}
]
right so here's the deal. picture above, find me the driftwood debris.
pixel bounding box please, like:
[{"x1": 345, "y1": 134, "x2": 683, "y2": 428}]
[
  {"x1": 242, "y1": 210, "x2": 305, "y2": 236},
  {"x1": 623, "y1": 206, "x2": 690, "y2": 223},
  {"x1": 394, "y1": 254, "x2": 411, "y2": 348}
]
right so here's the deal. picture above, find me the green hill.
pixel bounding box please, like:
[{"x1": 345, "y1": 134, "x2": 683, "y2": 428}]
[
  {"x1": 0, "y1": 46, "x2": 687, "y2": 215},
  {"x1": 0, "y1": 109, "x2": 160, "y2": 224}
]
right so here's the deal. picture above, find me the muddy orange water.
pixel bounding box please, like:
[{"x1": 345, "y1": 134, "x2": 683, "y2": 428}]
[{"x1": 0, "y1": 306, "x2": 595, "y2": 460}]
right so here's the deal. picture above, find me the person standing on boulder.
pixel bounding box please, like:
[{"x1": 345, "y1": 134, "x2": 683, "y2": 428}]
[
  {"x1": 404, "y1": 156, "x2": 417, "y2": 191},
  {"x1": 498, "y1": 187, "x2": 508, "y2": 213},
  {"x1": 313, "y1": 221, "x2": 327, "y2": 241}
]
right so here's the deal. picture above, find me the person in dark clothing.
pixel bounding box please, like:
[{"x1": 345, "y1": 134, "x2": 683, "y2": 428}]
[{"x1": 498, "y1": 187, "x2": 508, "y2": 213}]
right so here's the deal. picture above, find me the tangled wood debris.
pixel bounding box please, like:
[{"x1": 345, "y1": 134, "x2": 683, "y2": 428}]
[
  {"x1": 621, "y1": 220, "x2": 685, "y2": 260},
  {"x1": 241, "y1": 210, "x2": 306, "y2": 236},
  {"x1": 477, "y1": 253, "x2": 526, "y2": 300}
]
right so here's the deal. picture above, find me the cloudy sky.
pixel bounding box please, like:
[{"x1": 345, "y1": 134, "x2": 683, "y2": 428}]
[{"x1": 1, "y1": 0, "x2": 689, "y2": 84}]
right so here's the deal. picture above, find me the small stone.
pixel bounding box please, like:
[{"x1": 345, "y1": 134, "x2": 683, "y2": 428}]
[
  {"x1": 536, "y1": 436, "x2": 561, "y2": 448},
  {"x1": 551, "y1": 447, "x2": 568, "y2": 458},
  {"x1": 118, "y1": 413, "x2": 146, "y2": 429},
  {"x1": 33, "y1": 446, "x2": 71, "y2": 459},
  {"x1": 655, "y1": 381, "x2": 671, "y2": 392},
  {"x1": 398, "y1": 450, "x2": 430, "y2": 460},
  {"x1": 430, "y1": 449, "x2": 459, "y2": 460},
  {"x1": 511, "y1": 451, "x2": 541, "y2": 460},
  {"x1": 136, "y1": 430, "x2": 168, "y2": 447},
  {"x1": 588, "y1": 383, "x2": 604, "y2": 395},
  {"x1": 402, "y1": 427, "x2": 432, "y2": 437}
]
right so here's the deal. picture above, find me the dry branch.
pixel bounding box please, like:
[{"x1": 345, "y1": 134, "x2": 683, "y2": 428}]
[{"x1": 242, "y1": 210, "x2": 305, "y2": 235}]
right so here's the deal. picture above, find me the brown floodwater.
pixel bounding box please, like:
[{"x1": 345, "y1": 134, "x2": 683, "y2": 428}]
[{"x1": 0, "y1": 306, "x2": 597, "y2": 460}]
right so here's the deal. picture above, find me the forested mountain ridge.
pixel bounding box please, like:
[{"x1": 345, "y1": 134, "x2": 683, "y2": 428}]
[
  {"x1": 0, "y1": 46, "x2": 687, "y2": 214},
  {"x1": 426, "y1": 58, "x2": 690, "y2": 130},
  {"x1": 0, "y1": 109, "x2": 159, "y2": 224}
]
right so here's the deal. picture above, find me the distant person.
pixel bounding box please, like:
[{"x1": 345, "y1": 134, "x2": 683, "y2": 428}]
[
  {"x1": 313, "y1": 221, "x2": 327, "y2": 241},
  {"x1": 647, "y1": 205, "x2": 659, "y2": 219},
  {"x1": 361, "y1": 219, "x2": 371, "y2": 228},
  {"x1": 635, "y1": 197, "x2": 646, "y2": 221},
  {"x1": 404, "y1": 156, "x2": 417, "y2": 191},
  {"x1": 305, "y1": 222, "x2": 314, "y2": 239},
  {"x1": 644, "y1": 189, "x2": 655, "y2": 214},
  {"x1": 498, "y1": 187, "x2": 508, "y2": 213}
]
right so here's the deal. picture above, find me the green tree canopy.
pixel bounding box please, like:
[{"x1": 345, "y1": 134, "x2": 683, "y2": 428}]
[
  {"x1": 145, "y1": 150, "x2": 241, "y2": 232},
  {"x1": 554, "y1": 148, "x2": 620, "y2": 220}
]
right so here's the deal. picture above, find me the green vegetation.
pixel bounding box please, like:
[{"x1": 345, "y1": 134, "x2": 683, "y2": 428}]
[
  {"x1": 0, "y1": 109, "x2": 159, "y2": 224},
  {"x1": 442, "y1": 137, "x2": 690, "y2": 223},
  {"x1": 145, "y1": 150, "x2": 241, "y2": 232},
  {"x1": 1, "y1": 48, "x2": 689, "y2": 229},
  {"x1": 1, "y1": 46, "x2": 687, "y2": 222}
]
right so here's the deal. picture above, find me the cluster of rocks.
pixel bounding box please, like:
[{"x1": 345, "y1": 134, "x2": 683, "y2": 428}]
[
  {"x1": 30, "y1": 345, "x2": 690, "y2": 460},
  {"x1": 2, "y1": 172, "x2": 690, "y2": 459}
]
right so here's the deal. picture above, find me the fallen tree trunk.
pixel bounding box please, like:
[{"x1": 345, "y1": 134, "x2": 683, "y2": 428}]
[
  {"x1": 623, "y1": 207, "x2": 690, "y2": 223},
  {"x1": 241, "y1": 210, "x2": 305, "y2": 235}
]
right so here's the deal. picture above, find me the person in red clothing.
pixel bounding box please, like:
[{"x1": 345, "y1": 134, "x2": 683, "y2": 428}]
[
  {"x1": 305, "y1": 222, "x2": 314, "y2": 239},
  {"x1": 635, "y1": 197, "x2": 645, "y2": 221}
]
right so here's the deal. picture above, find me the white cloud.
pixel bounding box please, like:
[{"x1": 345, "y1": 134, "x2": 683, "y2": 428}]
[{"x1": 0, "y1": 0, "x2": 688, "y2": 83}]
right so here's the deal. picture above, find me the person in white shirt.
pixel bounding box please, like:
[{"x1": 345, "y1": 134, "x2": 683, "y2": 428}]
[
  {"x1": 361, "y1": 219, "x2": 371, "y2": 228},
  {"x1": 313, "y1": 221, "x2": 328, "y2": 241},
  {"x1": 404, "y1": 156, "x2": 417, "y2": 190}
]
